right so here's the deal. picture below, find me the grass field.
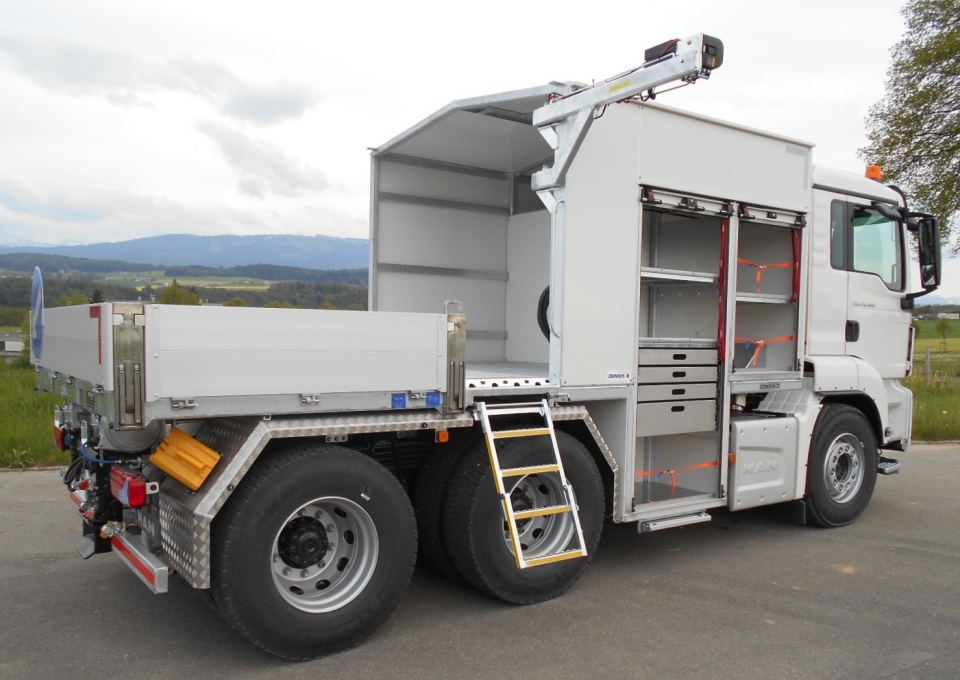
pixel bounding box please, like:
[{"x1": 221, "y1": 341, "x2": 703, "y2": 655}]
[
  {"x1": 0, "y1": 360, "x2": 68, "y2": 468},
  {"x1": 0, "y1": 326, "x2": 20, "y2": 334}
]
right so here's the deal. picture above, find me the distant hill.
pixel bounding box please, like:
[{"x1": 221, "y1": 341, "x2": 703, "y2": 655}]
[
  {"x1": 0, "y1": 253, "x2": 157, "y2": 274},
  {"x1": 0, "y1": 234, "x2": 370, "y2": 269},
  {"x1": 0, "y1": 253, "x2": 367, "y2": 286}
]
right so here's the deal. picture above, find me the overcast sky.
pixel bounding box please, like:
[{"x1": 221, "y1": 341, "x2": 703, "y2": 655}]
[{"x1": 6, "y1": 0, "x2": 954, "y2": 293}]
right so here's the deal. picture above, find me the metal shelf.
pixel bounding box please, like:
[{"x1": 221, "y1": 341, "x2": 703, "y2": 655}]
[
  {"x1": 735, "y1": 292, "x2": 793, "y2": 304},
  {"x1": 641, "y1": 267, "x2": 718, "y2": 285},
  {"x1": 638, "y1": 338, "x2": 718, "y2": 349}
]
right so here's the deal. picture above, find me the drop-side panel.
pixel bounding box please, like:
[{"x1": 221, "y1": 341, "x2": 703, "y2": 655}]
[
  {"x1": 36, "y1": 303, "x2": 114, "y2": 391},
  {"x1": 143, "y1": 306, "x2": 447, "y2": 400}
]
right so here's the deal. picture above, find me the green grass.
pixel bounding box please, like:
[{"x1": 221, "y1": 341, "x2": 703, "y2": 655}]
[
  {"x1": 0, "y1": 326, "x2": 20, "y2": 334},
  {"x1": 0, "y1": 361, "x2": 69, "y2": 468},
  {"x1": 906, "y1": 348, "x2": 960, "y2": 440}
]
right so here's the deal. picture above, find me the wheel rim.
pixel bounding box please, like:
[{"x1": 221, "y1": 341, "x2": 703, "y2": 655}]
[
  {"x1": 502, "y1": 474, "x2": 575, "y2": 559},
  {"x1": 271, "y1": 497, "x2": 378, "y2": 613},
  {"x1": 823, "y1": 434, "x2": 865, "y2": 504}
]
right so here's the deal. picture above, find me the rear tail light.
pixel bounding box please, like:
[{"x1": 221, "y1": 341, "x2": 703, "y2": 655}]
[
  {"x1": 53, "y1": 426, "x2": 66, "y2": 451},
  {"x1": 110, "y1": 467, "x2": 148, "y2": 509}
]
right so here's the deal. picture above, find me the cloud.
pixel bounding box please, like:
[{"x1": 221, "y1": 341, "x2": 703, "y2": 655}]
[
  {"x1": 195, "y1": 120, "x2": 329, "y2": 197},
  {"x1": 0, "y1": 175, "x2": 270, "y2": 244},
  {"x1": 0, "y1": 30, "x2": 319, "y2": 124}
]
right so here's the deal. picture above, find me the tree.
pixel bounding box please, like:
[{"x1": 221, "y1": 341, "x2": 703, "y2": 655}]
[
  {"x1": 936, "y1": 317, "x2": 952, "y2": 349},
  {"x1": 90, "y1": 288, "x2": 105, "y2": 303},
  {"x1": 860, "y1": 0, "x2": 960, "y2": 248},
  {"x1": 265, "y1": 301, "x2": 295, "y2": 309},
  {"x1": 159, "y1": 280, "x2": 201, "y2": 305},
  {"x1": 224, "y1": 296, "x2": 247, "y2": 307},
  {"x1": 59, "y1": 292, "x2": 88, "y2": 306}
]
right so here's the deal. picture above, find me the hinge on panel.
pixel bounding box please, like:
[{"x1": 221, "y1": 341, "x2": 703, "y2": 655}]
[
  {"x1": 794, "y1": 214, "x2": 807, "y2": 227},
  {"x1": 171, "y1": 398, "x2": 197, "y2": 410},
  {"x1": 679, "y1": 196, "x2": 704, "y2": 212},
  {"x1": 300, "y1": 394, "x2": 322, "y2": 405},
  {"x1": 548, "y1": 391, "x2": 571, "y2": 406},
  {"x1": 738, "y1": 204, "x2": 756, "y2": 221},
  {"x1": 719, "y1": 202, "x2": 734, "y2": 216},
  {"x1": 640, "y1": 187, "x2": 662, "y2": 205}
]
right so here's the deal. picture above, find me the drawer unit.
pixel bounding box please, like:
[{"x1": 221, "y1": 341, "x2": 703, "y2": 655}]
[
  {"x1": 638, "y1": 348, "x2": 717, "y2": 366},
  {"x1": 638, "y1": 382, "x2": 717, "y2": 402},
  {"x1": 637, "y1": 365, "x2": 718, "y2": 384},
  {"x1": 636, "y1": 400, "x2": 717, "y2": 437}
]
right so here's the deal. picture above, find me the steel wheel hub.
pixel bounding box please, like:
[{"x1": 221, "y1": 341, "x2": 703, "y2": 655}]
[
  {"x1": 823, "y1": 434, "x2": 864, "y2": 504},
  {"x1": 271, "y1": 497, "x2": 379, "y2": 613},
  {"x1": 503, "y1": 474, "x2": 575, "y2": 560}
]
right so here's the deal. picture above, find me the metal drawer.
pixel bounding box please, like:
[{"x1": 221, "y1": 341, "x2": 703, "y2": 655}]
[
  {"x1": 638, "y1": 348, "x2": 717, "y2": 366},
  {"x1": 637, "y1": 366, "x2": 718, "y2": 384},
  {"x1": 636, "y1": 400, "x2": 717, "y2": 437},
  {"x1": 638, "y1": 383, "x2": 717, "y2": 402}
]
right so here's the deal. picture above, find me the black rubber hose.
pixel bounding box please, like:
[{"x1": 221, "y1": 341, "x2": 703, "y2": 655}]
[{"x1": 537, "y1": 286, "x2": 550, "y2": 340}]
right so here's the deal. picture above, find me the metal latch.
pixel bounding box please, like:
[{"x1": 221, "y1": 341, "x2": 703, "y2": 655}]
[
  {"x1": 300, "y1": 394, "x2": 322, "y2": 405},
  {"x1": 171, "y1": 398, "x2": 197, "y2": 410},
  {"x1": 548, "y1": 392, "x2": 571, "y2": 406}
]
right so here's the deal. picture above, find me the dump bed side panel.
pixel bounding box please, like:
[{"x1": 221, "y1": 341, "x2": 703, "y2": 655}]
[
  {"x1": 36, "y1": 303, "x2": 114, "y2": 391},
  {"x1": 143, "y1": 305, "x2": 447, "y2": 401}
]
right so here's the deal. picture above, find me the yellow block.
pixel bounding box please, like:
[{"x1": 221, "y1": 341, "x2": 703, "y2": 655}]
[{"x1": 150, "y1": 427, "x2": 221, "y2": 491}]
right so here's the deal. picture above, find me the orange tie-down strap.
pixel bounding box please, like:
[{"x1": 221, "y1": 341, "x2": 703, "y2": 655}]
[
  {"x1": 635, "y1": 460, "x2": 719, "y2": 500},
  {"x1": 738, "y1": 258, "x2": 794, "y2": 293},
  {"x1": 735, "y1": 335, "x2": 795, "y2": 368}
]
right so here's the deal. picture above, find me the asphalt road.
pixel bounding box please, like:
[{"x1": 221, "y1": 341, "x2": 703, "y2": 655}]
[{"x1": 1, "y1": 444, "x2": 958, "y2": 680}]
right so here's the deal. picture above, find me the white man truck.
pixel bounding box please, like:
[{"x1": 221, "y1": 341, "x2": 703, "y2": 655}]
[{"x1": 32, "y1": 34, "x2": 942, "y2": 660}]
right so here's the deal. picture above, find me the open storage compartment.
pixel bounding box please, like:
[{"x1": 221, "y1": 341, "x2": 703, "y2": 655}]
[
  {"x1": 370, "y1": 87, "x2": 559, "y2": 378},
  {"x1": 730, "y1": 208, "x2": 805, "y2": 389}
]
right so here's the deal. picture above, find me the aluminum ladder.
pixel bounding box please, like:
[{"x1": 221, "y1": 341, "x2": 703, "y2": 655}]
[{"x1": 477, "y1": 400, "x2": 587, "y2": 569}]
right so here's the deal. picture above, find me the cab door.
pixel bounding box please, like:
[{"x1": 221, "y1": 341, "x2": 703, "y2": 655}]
[{"x1": 844, "y1": 200, "x2": 910, "y2": 377}]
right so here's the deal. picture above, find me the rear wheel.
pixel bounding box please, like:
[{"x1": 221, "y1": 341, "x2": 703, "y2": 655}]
[
  {"x1": 411, "y1": 430, "x2": 481, "y2": 579},
  {"x1": 443, "y1": 431, "x2": 603, "y2": 604},
  {"x1": 211, "y1": 444, "x2": 416, "y2": 660},
  {"x1": 806, "y1": 404, "x2": 878, "y2": 527}
]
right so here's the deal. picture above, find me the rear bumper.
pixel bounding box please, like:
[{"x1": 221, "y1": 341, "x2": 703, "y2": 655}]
[{"x1": 111, "y1": 528, "x2": 170, "y2": 594}]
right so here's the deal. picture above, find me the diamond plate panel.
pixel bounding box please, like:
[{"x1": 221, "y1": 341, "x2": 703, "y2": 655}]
[{"x1": 155, "y1": 408, "x2": 615, "y2": 589}]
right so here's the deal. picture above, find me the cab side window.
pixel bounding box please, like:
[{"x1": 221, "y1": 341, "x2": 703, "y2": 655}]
[
  {"x1": 829, "y1": 200, "x2": 904, "y2": 291},
  {"x1": 851, "y1": 204, "x2": 903, "y2": 291},
  {"x1": 830, "y1": 200, "x2": 846, "y2": 269}
]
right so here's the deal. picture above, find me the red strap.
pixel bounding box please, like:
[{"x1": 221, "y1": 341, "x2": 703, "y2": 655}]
[
  {"x1": 734, "y1": 335, "x2": 795, "y2": 367},
  {"x1": 737, "y1": 258, "x2": 794, "y2": 293},
  {"x1": 636, "y1": 460, "x2": 719, "y2": 500}
]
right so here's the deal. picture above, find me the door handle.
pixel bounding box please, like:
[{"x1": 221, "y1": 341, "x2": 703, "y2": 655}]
[{"x1": 846, "y1": 320, "x2": 860, "y2": 342}]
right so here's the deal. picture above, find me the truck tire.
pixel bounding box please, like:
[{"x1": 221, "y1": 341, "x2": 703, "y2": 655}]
[
  {"x1": 411, "y1": 431, "x2": 481, "y2": 579},
  {"x1": 210, "y1": 444, "x2": 417, "y2": 660},
  {"x1": 442, "y1": 430, "x2": 603, "y2": 604},
  {"x1": 805, "y1": 404, "x2": 878, "y2": 528}
]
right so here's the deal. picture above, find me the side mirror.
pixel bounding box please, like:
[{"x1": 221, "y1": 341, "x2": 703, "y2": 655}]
[
  {"x1": 905, "y1": 212, "x2": 941, "y2": 302},
  {"x1": 917, "y1": 216, "x2": 941, "y2": 290}
]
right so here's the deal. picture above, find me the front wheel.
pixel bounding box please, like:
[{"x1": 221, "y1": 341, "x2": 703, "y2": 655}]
[
  {"x1": 805, "y1": 404, "x2": 878, "y2": 527},
  {"x1": 211, "y1": 444, "x2": 417, "y2": 660}
]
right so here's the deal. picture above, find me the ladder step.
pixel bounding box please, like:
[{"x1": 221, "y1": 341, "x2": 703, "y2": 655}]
[
  {"x1": 513, "y1": 504, "x2": 573, "y2": 520},
  {"x1": 492, "y1": 428, "x2": 551, "y2": 439},
  {"x1": 482, "y1": 406, "x2": 545, "y2": 417},
  {"x1": 501, "y1": 464, "x2": 560, "y2": 477},
  {"x1": 523, "y1": 548, "x2": 587, "y2": 568}
]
